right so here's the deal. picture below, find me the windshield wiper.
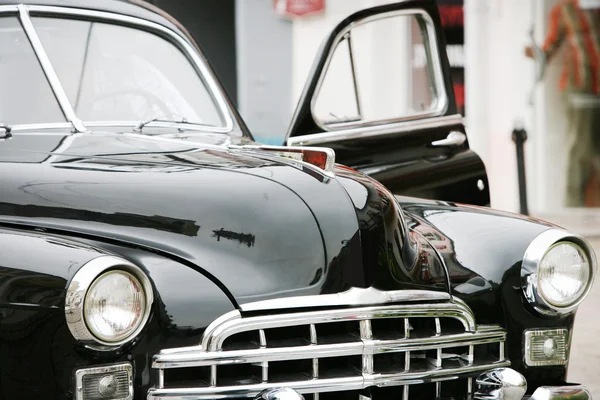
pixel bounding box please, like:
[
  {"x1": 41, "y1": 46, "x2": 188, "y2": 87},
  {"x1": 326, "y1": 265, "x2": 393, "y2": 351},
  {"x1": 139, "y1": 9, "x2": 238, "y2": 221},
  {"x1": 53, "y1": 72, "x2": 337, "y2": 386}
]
[{"x1": 135, "y1": 113, "x2": 189, "y2": 132}]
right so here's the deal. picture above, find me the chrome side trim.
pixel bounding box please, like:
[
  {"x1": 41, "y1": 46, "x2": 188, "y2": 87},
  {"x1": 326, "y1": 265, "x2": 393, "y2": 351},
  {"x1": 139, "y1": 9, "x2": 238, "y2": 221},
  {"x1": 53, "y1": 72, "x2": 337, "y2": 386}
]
[
  {"x1": 21, "y1": 5, "x2": 235, "y2": 133},
  {"x1": 240, "y1": 287, "x2": 451, "y2": 312},
  {"x1": 154, "y1": 330, "x2": 505, "y2": 369},
  {"x1": 65, "y1": 255, "x2": 154, "y2": 350},
  {"x1": 0, "y1": 5, "x2": 18, "y2": 12},
  {"x1": 18, "y1": 5, "x2": 86, "y2": 133},
  {"x1": 309, "y1": 9, "x2": 448, "y2": 133},
  {"x1": 521, "y1": 229, "x2": 597, "y2": 316},
  {"x1": 287, "y1": 114, "x2": 463, "y2": 146}
]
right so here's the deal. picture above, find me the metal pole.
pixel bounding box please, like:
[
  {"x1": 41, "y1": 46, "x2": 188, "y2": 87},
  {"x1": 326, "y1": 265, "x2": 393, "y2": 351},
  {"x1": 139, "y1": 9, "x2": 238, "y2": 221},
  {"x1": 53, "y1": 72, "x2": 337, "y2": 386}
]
[{"x1": 512, "y1": 123, "x2": 529, "y2": 215}]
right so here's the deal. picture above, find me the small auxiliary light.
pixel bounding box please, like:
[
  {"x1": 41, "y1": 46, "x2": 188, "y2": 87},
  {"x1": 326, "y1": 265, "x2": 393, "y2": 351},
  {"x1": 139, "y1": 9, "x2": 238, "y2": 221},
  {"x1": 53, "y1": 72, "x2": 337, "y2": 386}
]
[
  {"x1": 524, "y1": 329, "x2": 569, "y2": 367},
  {"x1": 75, "y1": 363, "x2": 133, "y2": 400}
]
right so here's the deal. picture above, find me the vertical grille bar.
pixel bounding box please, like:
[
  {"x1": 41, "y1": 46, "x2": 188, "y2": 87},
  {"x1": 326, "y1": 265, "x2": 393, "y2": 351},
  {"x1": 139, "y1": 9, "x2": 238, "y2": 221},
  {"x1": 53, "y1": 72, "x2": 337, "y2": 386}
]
[
  {"x1": 435, "y1": 382, "x2": 441, "y2": 399},
  {"x1": 500, "y1": 341, "x2": 505, "y2": 360},
  {"x1": 310, "y1": 324, "x2": 319, "y2": 400},
  {"x1": 404, "y1": 318, "x2": 410, "y2": 400},
  {"x1": 467, "y1": 344, "x2": 474, "y2": 395},
  {"x1": 210, "y1": 365, "x2": 217, "y2": 387},
  {"x1": 157, "y1": 369, "x2": 164, "y2": 389},
  {"x1": 403, "y1": 384, "x2": 410, "y2": 400},
  {"x1": 360, "y1": 320, "x2": 373, "y2": 374},
  {"x1": 259, "y1": 329, "x2": 268, "y2": 383}
]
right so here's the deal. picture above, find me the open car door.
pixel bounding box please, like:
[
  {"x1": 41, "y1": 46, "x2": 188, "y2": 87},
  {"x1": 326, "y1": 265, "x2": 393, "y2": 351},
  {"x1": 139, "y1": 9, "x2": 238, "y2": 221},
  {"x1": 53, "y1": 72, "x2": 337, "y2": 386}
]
[{"x1": 285, "y1": 0, "x2": 490, "y2": 206}]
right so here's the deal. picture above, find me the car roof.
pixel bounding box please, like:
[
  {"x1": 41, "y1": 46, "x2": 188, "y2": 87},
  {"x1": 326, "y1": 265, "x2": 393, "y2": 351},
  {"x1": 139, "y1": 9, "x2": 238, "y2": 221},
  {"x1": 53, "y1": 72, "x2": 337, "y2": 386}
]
[{"x1": 0, "y1": 0, "x2": 196, "y2": 47}]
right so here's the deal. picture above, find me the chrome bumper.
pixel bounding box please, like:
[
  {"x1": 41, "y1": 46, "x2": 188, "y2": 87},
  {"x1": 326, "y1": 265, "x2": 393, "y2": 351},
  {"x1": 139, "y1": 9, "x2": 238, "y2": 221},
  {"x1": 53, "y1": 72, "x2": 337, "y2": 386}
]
[
  {"x1": 528, "y1": 385, "x2": 592, "y2": 400},
  {"x1": 475, "y1": 368, "x2": 591, "y2": 400}
]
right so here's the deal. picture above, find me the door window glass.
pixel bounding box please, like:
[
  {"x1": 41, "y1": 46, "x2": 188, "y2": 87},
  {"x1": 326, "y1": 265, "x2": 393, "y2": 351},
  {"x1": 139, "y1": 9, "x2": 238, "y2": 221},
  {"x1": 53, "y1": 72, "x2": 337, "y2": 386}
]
[{"x1": 313, "y1": 12, "x2": 445, "y2": 129}]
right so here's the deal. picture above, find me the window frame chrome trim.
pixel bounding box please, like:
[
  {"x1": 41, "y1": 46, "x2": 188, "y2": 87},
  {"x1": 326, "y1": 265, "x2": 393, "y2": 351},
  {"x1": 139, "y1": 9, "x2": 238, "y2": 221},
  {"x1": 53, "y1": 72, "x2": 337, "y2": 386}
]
[
  {"x1": 310, "y1": 9, "x2": 448, "y2": 133},
  {"x1": 287, "y1": 114, "x2": 463, "y2": 146},
  {"x1": 17, "y1": 5, "x2": 87, "y2": 133},
  {"x1": 520, "y1": 229, "x2": 597, "y2": 316},
  {"x1": 3, "y1": 4, "x2": 235, "y2": 134},
  {"x1": 65, "y1": 255, "x2": 154, "y2": 350}
]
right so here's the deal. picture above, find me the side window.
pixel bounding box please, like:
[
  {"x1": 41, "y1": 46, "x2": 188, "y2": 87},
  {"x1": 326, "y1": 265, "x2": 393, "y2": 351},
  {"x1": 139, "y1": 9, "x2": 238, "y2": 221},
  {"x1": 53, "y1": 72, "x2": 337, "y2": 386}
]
[{"x1": 313, "y1": 11, "x2": 446, "y2": 130}]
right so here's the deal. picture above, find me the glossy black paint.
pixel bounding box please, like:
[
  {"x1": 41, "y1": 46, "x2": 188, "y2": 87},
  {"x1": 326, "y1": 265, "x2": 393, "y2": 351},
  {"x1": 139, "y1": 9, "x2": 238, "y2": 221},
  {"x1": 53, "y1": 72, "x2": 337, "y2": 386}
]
[
  {"x1": 0, "y1": 0, "x2": 584, "y2": 398},
  {"x1": 285, "y1": 0, "x2": 490, "y2": 206}
]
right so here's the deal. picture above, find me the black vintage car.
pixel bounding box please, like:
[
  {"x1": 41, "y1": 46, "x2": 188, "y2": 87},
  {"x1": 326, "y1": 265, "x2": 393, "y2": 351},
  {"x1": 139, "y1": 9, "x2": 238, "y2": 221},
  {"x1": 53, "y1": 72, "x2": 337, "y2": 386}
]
[{"x1": 0, "y1": 0, "x2": 595, "y2": 399}]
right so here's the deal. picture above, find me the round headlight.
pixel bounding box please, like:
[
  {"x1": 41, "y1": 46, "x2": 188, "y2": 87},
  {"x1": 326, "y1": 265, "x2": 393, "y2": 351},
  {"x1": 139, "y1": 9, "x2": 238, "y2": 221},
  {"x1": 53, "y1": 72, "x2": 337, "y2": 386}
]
[
  {"x1": 538, "y1": 242, "x2": 590, "y2": 307},
  {"x1": 65, "y1": 256, "x2": 153, "y2": 348},
  {"x1": 521, "y1": 229, "x2": 596, "y2": 316},
  {"x1": 84, "y1": 270, "x2": 146, "y2": 342}
]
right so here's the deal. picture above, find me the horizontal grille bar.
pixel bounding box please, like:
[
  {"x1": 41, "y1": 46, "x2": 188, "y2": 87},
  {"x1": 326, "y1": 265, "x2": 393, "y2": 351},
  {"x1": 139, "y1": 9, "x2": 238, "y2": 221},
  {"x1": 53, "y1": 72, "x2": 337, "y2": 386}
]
[
  {"x1": 147, "y1": 360, "x2": 510, "y2": 399},
  {"x1": 154, "y1": 330, "x2": 506, "y2": 369}
]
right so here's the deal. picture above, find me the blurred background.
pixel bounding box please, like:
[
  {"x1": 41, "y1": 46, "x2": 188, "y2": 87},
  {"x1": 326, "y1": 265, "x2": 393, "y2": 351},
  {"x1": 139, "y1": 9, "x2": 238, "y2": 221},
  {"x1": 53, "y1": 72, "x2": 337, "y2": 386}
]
[{"x1": 142, "y1": 0, "x2": 599, "y2": 231}]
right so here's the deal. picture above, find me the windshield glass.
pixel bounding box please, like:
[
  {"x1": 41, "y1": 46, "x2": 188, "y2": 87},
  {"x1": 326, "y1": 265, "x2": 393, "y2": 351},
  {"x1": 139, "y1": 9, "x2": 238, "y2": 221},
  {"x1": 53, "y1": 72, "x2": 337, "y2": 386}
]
[
  {"x1": 31, "y1": 16, "x2": 225, "y2": 127},
  {"x1": 0, "y1": 16, "x2": 65, "y2": 125}
]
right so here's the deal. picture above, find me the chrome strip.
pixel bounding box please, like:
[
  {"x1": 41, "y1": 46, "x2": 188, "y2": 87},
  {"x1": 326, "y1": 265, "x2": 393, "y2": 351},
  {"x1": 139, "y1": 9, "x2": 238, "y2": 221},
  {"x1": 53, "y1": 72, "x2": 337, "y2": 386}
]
[
  {"x1": 240, "y1": 287, "x2": 451, "y2": 312},
  {"x1": 521, "y1": 229, "x2": 598, "y2": 316},
  {"x1": 147, "y1": 361, "x2": 510, "y2": 399},
  {"x1": 153, "y1": 331, "x2": 506, "y2": 369},
  {"x1": 308, "y1": 9, "x2": 449, "y2": 133},
  {"x1": 18, "y1": 5, "x2": 86, "y2": 132},
  {"x1": 287, "y1": 114, "x2": 463, "y2": 146},
  {"x1": 0, "y1": 5, "x2": 18, "y2": 12},
  {"x1": 22, "y1": 5, "x2": 235, "y2": 133}
]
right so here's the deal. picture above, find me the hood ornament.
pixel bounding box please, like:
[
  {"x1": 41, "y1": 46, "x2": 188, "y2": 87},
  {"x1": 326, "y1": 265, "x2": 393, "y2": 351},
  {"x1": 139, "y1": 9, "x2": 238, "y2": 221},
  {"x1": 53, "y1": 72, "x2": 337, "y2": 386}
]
[{"x1": 254, "y1": 388, "x2": 305, "y2": 400}]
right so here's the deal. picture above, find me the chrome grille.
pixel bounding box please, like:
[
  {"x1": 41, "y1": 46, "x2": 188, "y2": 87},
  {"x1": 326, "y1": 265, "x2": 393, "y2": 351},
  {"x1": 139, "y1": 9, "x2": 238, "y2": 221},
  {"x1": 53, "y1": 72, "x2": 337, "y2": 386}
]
[{"x1": 148, "y1": 289, "x2": 509, "y2": 399}]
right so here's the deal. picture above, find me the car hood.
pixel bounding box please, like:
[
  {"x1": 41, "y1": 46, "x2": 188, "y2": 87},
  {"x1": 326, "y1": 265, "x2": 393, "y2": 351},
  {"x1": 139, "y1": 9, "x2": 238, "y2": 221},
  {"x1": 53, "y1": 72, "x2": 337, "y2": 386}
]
[{"x1": 0, "y1": 130, "x2": 362, "y2": 304}]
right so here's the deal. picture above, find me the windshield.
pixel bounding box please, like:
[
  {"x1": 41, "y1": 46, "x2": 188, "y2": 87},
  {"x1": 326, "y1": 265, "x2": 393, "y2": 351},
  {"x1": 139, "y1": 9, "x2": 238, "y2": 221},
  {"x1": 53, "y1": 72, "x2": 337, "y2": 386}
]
[
  {"x1": 1, "y1": 14, "x2": 227, "y2": 129},
  {"x1": 0, "y1": 16, "x2": 66, "y2": 125}
]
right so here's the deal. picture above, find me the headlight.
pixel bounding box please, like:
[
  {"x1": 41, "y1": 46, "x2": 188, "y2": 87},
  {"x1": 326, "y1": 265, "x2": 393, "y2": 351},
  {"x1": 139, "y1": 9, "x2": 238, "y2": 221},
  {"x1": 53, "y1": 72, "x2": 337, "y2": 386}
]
[
  {"x1": 521, "y1": 229, "x2": 596, "y2": 315},
  {"x1": 66, "y1": 256, "x2": 153, "y2": 348},
  {"x1": 85, "y1": 270, "x2": 146, "y2": 342}
]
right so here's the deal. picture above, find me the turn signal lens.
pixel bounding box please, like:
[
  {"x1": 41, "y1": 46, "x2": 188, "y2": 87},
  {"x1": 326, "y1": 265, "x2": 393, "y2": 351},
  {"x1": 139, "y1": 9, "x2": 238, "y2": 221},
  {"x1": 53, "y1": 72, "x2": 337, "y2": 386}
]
[
  {"x1": 524, "y1": 329, "x2": 568, "y2": 366},
  {"x1": 84, "y1": 270, "x2": 146, "y2": 342}
]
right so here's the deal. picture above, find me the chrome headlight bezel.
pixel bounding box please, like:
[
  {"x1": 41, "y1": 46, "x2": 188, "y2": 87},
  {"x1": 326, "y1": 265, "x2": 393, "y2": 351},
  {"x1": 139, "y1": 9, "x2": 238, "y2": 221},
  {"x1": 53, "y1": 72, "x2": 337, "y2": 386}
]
[
  {"x1": 65, "y1": 255, "x2": 154, "y2": 349},
  {"x1": 521, "y1": 229, "x2": 597, "y2": 316}
]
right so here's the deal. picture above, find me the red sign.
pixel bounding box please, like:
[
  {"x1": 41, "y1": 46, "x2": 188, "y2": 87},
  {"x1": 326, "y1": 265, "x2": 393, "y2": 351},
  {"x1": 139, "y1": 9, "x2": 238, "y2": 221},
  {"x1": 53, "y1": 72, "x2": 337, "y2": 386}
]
[{"x1": 273, "y1": 0, "x2": 325, "y2": 18}]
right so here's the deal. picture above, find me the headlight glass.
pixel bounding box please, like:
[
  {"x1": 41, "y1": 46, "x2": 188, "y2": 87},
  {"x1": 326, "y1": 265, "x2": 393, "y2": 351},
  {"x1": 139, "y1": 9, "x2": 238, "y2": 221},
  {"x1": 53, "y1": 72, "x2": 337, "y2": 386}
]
[
  {"x1": 84, "y1": 270, "x2": 146, "y2": 342},
  {"x1": 538, "y1": 242, "x2": 590, "y2": 307}
]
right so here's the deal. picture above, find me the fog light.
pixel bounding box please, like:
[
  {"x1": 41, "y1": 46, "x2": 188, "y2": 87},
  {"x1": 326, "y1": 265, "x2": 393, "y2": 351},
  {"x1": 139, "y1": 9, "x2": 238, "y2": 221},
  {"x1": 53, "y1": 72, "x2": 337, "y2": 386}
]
[
  {"x1": 75, "y1": 363, "x2": 133, "y2": 400},
  {"x1": 524, "y1": 329, "x2": 568, "y2": 366}
]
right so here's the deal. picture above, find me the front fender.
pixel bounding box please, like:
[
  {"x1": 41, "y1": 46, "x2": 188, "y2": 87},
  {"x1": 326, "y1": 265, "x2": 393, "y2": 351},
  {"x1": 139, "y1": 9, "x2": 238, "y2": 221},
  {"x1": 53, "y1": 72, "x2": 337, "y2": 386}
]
[
  {"x1": 396, "y1": 196, "x2": 575, "y2": 387},
  {"x1": 0, "y1": 227, "x2": 236, "y2": 399}
]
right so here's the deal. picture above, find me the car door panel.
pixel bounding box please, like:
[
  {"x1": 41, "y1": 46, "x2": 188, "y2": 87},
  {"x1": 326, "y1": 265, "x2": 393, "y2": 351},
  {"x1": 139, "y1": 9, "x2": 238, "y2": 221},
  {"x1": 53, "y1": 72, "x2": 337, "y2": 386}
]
[{"x1": 286, "y1": 0, "x2": 490, "y2": 206}]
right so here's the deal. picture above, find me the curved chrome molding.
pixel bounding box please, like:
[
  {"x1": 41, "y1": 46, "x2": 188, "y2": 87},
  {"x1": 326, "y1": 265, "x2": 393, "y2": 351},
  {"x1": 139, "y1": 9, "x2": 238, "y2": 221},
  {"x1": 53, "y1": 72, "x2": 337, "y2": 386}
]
[
  {"x1": 521, "y1": 228, "x2": 597, "y2": 316},
  {"x1": 254, "y1": 388, "x2": 305, "y2": 400},
  {"x1": 12, "y1": 4, "x2": 234, "y2": 134},
  {"x1": 240, "y1": 287, "x2": 451, "y2": 312},
  {"x1": 308, "y1": 9, "x2": 448, "y2": 134},
  {"x1": 287, "y1": 114, "x2": 463, "y2": 146},
  {"x1": 65, "y1": 255, "x2": 154, "y2": 349},
  {"x1": 530, "y1": 385, "x2": 591, "y2": 400},
  {"x1": 18, "y1": 5, "x2": 86, "y2": 133}
]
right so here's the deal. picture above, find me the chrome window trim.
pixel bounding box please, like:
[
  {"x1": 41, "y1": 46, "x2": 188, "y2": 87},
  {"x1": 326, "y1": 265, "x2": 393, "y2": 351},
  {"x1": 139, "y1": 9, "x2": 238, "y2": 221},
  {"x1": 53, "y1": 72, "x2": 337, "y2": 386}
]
[
  {"x1": 1, "y1": 4, "x2": 235, "y2": 133},
  {"x1": 307, "y1": 9, "x2": 448, "y2": 134},
  {"x1": 65, "y1": 255, "x2": 154, "y2": 350},
  {"x1": 287, "y1": 114, "x2": 463, "y2": 146},
  {"x1": 17, "y1": 5, "x2": 87, "y2": 132},
  {"x1": 520, "y1": 229, "x2": 597, "y2": 316}
]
